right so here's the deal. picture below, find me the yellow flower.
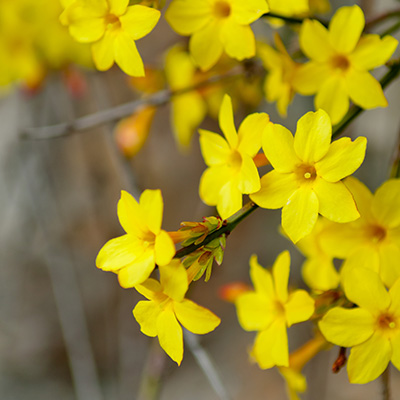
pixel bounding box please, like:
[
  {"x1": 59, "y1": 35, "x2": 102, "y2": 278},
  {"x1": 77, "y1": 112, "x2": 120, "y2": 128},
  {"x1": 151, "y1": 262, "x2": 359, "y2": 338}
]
[
  {"x1": 60, "y1": 0, "x2": 161, "y2": 76},
  {"x1": 164, "y1": 44, "x2": 207, "y2": 150},
  {"x1": 321, "y1": 177, "x2": 400, "y2": 288},
  {"x1": 296, "y1": 217, "x2": 339, "y2": 291},
  {"x1": 235, "y1": 251, "x2": 315, "y2": 369},
  {"x1": 257, "y1": 34, "x2": 300, "y2": 117},
  {"x1": 293, "y1": 5, "x2": 398, "y2": 124},
  {"x1": 250, "y1": 109, "x2": 366, "y2": 243},
  {"x1": 133, "y1": 260, "x2": 221, "y2": 365},
  {"x1": 96, "y1": 189, "x2": 175, "y2": 288},
  {"x1": 199, "y1": 94, "x2": 269, "y2": 219},
  {"x1": 319, "y1": 267, "x2": 400, "y2": 383},
  {"x1": 268, "y1": 0, "x2": 309, "y2": 16},
  {"x1": 165, "y1": 0, "x2": 269, "y2": 70}
]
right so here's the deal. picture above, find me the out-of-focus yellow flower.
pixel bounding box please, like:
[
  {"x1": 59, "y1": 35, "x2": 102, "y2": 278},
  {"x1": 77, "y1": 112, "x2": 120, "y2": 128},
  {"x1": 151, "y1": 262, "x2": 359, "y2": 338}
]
[
  {"x1": 250, "y1": 109, "x2": 366, "y2": 243},
  {"x1": 164, "y1": 44, "x2": 207, "y2": 150},
  {"x1": 308, "y1": 0, "x2": 330, "y2": 14},
  {"x1": 268, "y1": 0, "x2": 309, "y2": 16},
  {"x1": 199, "y1": 94, "x2": 269, "y2": 219},
  {"x1": 235, "y1": 252, "x2": 315, "y2": 369},
  {"x1": 96, "y1": 189, "x2": 175, "y2": 288},
  {"x1": 114, "y1": 106, "x2": 156, "y2": 158},
  {"x1": 133, "y1": 260, "x2": 220, "y2": 365},
  {"x1": 257, "y1": 34, "x2": 300, "y2": 117},
  {"x1": 165, "y1": 0, "x2": 269, "y2": 71},
  {"x1": 296, "y1": 217, "x2": 339, "y2": 291},
  {"x1": 294, "y1": 5, "x2": 398, "y2": 124},
  {"x1": 321, "y1": 177, "x2": 400, "y2": 288},
  {"x1": 319, "y1": 268, "x2": 400, "y2": 383},
  {"x1": 60, "y1": 0, "x2": 161, "y2": 76}
]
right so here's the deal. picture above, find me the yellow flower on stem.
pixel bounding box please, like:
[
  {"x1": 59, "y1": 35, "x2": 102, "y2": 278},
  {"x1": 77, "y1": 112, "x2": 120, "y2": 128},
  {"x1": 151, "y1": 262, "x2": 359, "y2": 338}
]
[
  {"x1": 293, "y1": 5, "x2": 398, "y2": 124},
  {"x1": 60, "y1": 0, "x2": 161, "y2": 76},
  {"x1": 199, "y1": 94, "x2": 269, "y2": 219},
  {"x1": 96, "y1": 189, "x2": 175, "y2": 288},
  {"x1": 320, "y1": 177, "x2": 400, "y2": 288},
  {"x1": 235, "y1": 251, "x2": 315, "y2": 369},
  {"x1": 250, "y1": 109, "x2": 366, "y2": 243},
  {"x1": 319, "y1": 267, "x2": 400, "y2": 383},
  {"x1": 165, "y1": 0, "x2": 269, "y2": 71},
  {"x1": 133, "y1": 259, "x2": 221, "y2": 365}
]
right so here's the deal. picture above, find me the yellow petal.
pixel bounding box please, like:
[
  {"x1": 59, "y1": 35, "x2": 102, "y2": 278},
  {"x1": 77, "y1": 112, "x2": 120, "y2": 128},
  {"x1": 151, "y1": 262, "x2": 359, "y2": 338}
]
[
  {"x1": 263, "y1": 123, "x2": 299, "y2": 173},
  {"x1": 343, "y1": 176, "x2": 374, "y2": 221},
  {"x1": 133, "y1": 300, "x2": 160, "y2": 337},
  {"x1": 313, "y1": 179, "x2": 360, "y2": 222},
  {"x1": 389, "y1": 277, "x2": 400, "y2": 319},
  {"x1": 315, "y1": 76, "x2": 349, "y2": 125},
  {"x1": 284, "y1": 290, "x2": 314, "y2": 327},
  {"x1": 189, "y1": 21, "x2": 223, "y2": 70},
  {"x1": 220, "y1": 20, "x2": 255, "y2": 60},
  {"x1": 294, "y1": 109, "x2": 331, "y2": 163},
  {"x1": 282, "y1": 187, "x2": 319, "y2": 243},
  {"x1": 165, "y1": 0, "x2": 212, "y2": 35},
  {"x1": 157, "y1": 308, "x2": 184, "y2": 365},
  {"x1": 69, "y1": 17, "x2": 106, "y2": 43},
  {"x1": 250, "y1": 171, "x2": 298, "y2": 209},
  {"x1": 272, "y1": 251, "x2": 290, "y2": 303},
  {"x1": 231, "y1": 0, "x2": 269, "y2": 25},
  {"x1": 350, "y1": 34, "x2": 398, "y2": 71},
  {"x1": 379, "y1": 243, "x2": 400, "y2": 288},
  {"x1": 329, "y1": 5, "x2": 364, "y2": 54},
  {"x1": 154, "y1": 230, "x2": 175, "y2": 266},
  {"x1": 249, "y1": 254, "x2": 274, "y2": 299},
  {"x1": 300, "y1": 19, "x2": 333, "y2": 62},
  {"x1": 302, "y1": 257, "x2": 339, "y2": 291},
  {"x1": 344, "y1": 267, "x2": 390, "y2": 313},
  {"x1": 114, "y1": 31, "x2": 144, "y2": 76},
  {"x1": 345, "y1": 70, "x2": 387, "y2": 109},
  {"x1": 117, "y1": 190, "x2": 145, "y2": 235},
  {"x1": 91, "y1": 29, "x2": 116, "y2": 70},
  {"x1": 316, "y1": 136, "x2": 367, "y2": 182},
  {"x1": 372, "y1": 179, "x2": 400, "y2": 228},
  {"x1": 199, "y1": 129, "x2": 230, "y2": 166},
  {"x1": 347, "y1": 333, "x2": 391, "y2": 384},
  {"x1": 140, "y1": 189, "x2": 163, "y2": 235},
  {"x1": 253, "y1": 320, "x2": 288, "y2": 369},
  {"x1": 236, "y1": 292, "x2": 274, "y2": 331},
  {"x1": 390, "y1": 331, "x2": 400, "y2": 371},
  {"x1": 120, "y1": 5, "x2": 161, "y2": 40},
  {"x1": 199, "y1": 165, "x2": 231, "y2": 206},
  {"x1": 117, "y1": 251, "x2": 155, "y2": 288},
  {"x1": 219, "y1": 94, "x2": 238, "y2": 148},
  {"x1": 318, "y1": 307, "x2": 374, "y2": 347},
  {"x1": 109, "y1": 0, "x2": 128, "y2": 15},
  {"x1": 96, "y1": 234, "x2": 141, "y2": 271},
  {"x1": 237, "y1": 113, "x2": 269, "y2": 156},
  {"x1": 340, "y1": 250, "x2": 380, "y2": 283},
  {"x1": 135, "y1": 278, "x2": 162, "y2": 301},
  {"x1": 174, "y1": 299, "x2": 220, "y2": 334},
  {"x1": 217, "y1": 180, "x2": 242, "y2": 219},
  {"x1": 292, "y1": 62, "x2": 330, "y2": 95},
  {"x1": 159, "y1": 260, "x2": 188, "y2": 301},
  {"x1": 164, "y1": 45, "x2": 194, "y2": 89},
  {"x1": 237, "y1": 154, "x2": 260, "y2": 194}
]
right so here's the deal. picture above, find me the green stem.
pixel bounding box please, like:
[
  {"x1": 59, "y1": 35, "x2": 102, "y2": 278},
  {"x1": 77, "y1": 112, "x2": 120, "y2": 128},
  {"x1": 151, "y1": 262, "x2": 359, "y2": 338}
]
[
  {"x1": 261, "y1": 12, "x2": 328, "y2": 27},
  {"x1": 332, "y1": 58, "x2": 400, "y2": 139},
  {"x1": 174, "y1": 201, "x2": 259, "y2": 259}
]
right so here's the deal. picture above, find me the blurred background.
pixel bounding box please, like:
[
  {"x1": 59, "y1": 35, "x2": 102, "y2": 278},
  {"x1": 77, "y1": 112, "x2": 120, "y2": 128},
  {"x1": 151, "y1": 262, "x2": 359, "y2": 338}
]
[{"x1": 1, "y1": 0, "x2": 400, "y2": 399}]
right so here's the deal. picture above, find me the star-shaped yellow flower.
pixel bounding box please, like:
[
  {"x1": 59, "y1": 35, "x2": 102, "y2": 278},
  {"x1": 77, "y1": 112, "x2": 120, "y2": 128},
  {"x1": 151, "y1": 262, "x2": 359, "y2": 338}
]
[
  {"x1": 199, "y1": 94, "x2": 269, "y2": 219},
  {"x1": 319, "y1": 267, "x2": 400, "y2": 383},
  {"x1": 133, "y1": 259, "x2": 221, "y2": 365},
  {"x1": 235, "y1": 251, "x2": 315, "y2": 369},
  {"x1": 250, "y1": 109, "x2": 366, "y2": 243},
  {"x1": 96, "y1": 189, "x2": 175, "y2": 288},
  {"x1": 165, "y1": 0, "x2": 269, "y2": 70},
  {"x1": 60, "y1": 0, "x2": 160, "y2": 76},
  {"x1": 293, "y1": 5, "x2": 398, "y2": 124}
]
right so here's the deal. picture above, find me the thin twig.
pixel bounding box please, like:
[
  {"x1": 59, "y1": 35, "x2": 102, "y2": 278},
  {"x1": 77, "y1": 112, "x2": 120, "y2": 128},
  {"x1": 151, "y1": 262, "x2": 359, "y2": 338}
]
[
  {"x1": 20, "y1": 66, "x2": 244, "y2": 140},
  {"x1": 382, "y1": 366, "x2": 391, "y2": 400},
  {"x1": 262, "y1": 11, "x2": 328, "y2": 27},
  {"x1": 365, "y1": 7, "x2": 400, "y2": 30}
]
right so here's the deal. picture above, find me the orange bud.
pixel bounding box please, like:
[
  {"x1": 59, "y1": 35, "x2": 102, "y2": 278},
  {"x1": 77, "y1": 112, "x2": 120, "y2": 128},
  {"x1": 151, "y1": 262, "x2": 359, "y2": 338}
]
[
  {"x1": 218, "y1": 282, "x2": 252, "y2": 303},
  {"x1": 114, "y1": 106, "x2": 156, "y2": 158},
  {"x1": 253, "y1": 152, "x2": 270, "y2": 168},
  {"x1": 129, "y1": 66, "x2": 164, "y2": 94}
]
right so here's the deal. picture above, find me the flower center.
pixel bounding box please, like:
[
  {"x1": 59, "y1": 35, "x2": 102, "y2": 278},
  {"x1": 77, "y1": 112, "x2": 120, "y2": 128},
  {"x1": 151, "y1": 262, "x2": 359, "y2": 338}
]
[
  {"x1": 274, "y1": 300, "x2": 286, "y2": 318},
  {"x1": 377, "y1": 313, "x2": 397, "y2": 331},
  {"x1": 228, "y1": 150, "x2": 242, "y2": 171},
  {"x1": 105, "y1": 13, "x2": 121, "y2": 30},
  {"x1": 295, "y1": 164, "x2": 317, "y2": 184},
  {"x1": 141, "y1": 231, "x2": 156, "y2": 247},
  {"x1": 213, "y1": 1, "x2": 231, "y2": 18},
  {"x1": 331, "y1": 54, "x2": 350, "y2": 72},
  {"x1": 368, "y1": 224, "x2": 387, "y2": 243}
]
